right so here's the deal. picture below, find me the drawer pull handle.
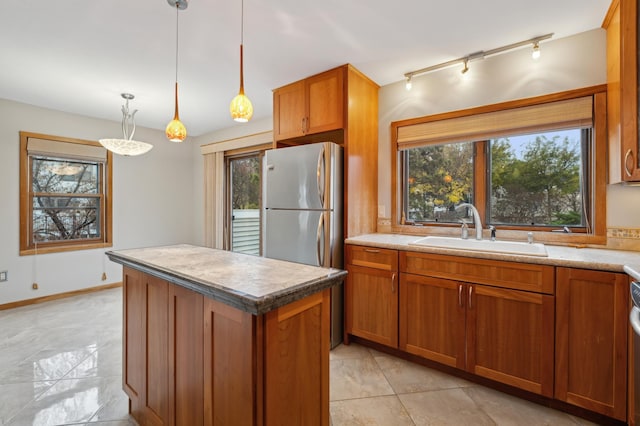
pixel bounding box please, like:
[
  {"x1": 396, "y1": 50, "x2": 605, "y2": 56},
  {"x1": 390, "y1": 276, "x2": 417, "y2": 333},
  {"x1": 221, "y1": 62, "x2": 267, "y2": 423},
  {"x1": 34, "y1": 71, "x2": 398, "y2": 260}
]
[
  {"x1": 625, "y1": 149, "x2": 634, "y2": 177},
  {"x1": 468, "y1": 286, "x2": 473, "y2": 309},
  {"x1": 458, "y1": 284, "x2": 463, "y2": 307},
  {"x1": 364, "y1": 249, "x2": 380, "y2": 253}
]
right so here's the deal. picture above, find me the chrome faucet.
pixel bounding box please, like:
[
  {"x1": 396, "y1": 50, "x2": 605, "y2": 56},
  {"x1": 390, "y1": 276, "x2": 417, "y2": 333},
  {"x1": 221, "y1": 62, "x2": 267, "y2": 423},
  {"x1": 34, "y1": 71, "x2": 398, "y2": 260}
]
[{"x1": 455, "y1": 203, "x2": 483, "y2": 240}]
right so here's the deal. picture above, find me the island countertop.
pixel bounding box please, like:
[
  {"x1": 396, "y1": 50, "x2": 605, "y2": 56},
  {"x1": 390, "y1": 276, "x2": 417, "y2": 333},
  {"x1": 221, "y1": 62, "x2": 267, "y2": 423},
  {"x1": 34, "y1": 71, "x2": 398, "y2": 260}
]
[{"x1": 106, "y1": 244, "x2": 346, "y2": 315}]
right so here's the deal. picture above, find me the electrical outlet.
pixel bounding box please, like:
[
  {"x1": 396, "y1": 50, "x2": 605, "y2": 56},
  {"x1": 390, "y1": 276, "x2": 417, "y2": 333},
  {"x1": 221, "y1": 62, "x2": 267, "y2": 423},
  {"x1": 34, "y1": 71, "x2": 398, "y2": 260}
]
[{"x1": 0, "y1": 271, "x2": 7, "y2": 282}]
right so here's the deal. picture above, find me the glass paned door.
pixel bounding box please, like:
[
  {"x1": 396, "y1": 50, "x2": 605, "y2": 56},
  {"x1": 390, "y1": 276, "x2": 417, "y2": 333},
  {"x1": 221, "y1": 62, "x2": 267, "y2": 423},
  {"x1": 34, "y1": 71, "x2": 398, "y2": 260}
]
[{"x1": 227, "y1": 154, "x2": 261, "y2": 255}]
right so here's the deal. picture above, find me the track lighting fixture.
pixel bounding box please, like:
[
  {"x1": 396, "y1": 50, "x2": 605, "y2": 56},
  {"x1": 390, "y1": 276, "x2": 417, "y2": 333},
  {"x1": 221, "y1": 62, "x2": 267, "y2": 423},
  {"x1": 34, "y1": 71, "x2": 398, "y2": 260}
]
[
  {"x1": 403, "y1": 33, "x2": 553, "y2": 87},
  {"x1": 461, "y1": 59, "x2": 469, "y2": 75},
  {"x1": 532, "y1": 41, "x2": 541, "y2": 60}
]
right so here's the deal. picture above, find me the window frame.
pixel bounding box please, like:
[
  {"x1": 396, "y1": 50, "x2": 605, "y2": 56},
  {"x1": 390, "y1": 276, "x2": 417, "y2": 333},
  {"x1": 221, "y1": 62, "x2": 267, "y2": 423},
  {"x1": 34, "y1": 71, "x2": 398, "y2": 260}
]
[
  {"x1": 223, "y1": 147, "x2": 267, "y2": 254},
  {"x1": 390, "y1": 86, "x2": 607, "y2": 246},
  {"x1": 19, "y1": 131, "x2": 113, "y2": 255}
]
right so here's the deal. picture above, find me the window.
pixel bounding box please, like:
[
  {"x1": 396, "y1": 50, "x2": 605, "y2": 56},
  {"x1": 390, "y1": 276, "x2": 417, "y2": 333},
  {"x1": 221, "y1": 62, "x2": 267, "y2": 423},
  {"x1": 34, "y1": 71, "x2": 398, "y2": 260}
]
[
  {"x1": 20, "y1": 132, "x2": 112, "y2": 255},
  {"x1": 392, "y1": 87, "x2": 607, "y2": 242},
  {"x1": 225, "y1": 152, "x2": 263, "y2": 255}
]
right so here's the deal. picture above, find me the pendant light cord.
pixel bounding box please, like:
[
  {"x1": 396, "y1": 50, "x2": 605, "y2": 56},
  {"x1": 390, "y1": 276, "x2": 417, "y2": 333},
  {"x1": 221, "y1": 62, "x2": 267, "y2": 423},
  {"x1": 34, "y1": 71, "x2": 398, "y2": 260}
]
[{"x1": 174, "y1": 5, "x2": 179, "y2": 84}]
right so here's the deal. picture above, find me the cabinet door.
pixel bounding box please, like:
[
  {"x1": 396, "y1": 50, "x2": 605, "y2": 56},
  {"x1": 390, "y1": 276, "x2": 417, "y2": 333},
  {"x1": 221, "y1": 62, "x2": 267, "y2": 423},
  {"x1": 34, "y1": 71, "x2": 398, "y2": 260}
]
[
  {"x1": 467, "y1": 284, "x2": 554, "y2": 397},
  {"x1": 203, "y1": 298, "x2": 255, "y2": 426},
  {"x1": 123, "y1": 269, "x2": 171, "y2": 426},
  {"x1": 265, "y1": 290, "x2": 330, "y2": 426},
  {"x1": 306, "y1": 68, "x2": 343, "y2": 135},
  {"x1": 273, "y1": 80, "x2": 305, "y2": 140},
  {"x1": 399, "y1": 273, "x2": 465, "y2": 369},
  {"x1": 621, "y1": 0, "x2": 640, "y2": 181},
  {"x1": 345, "y1": 264, "x2": 398, "y2": 347},
  {"x1": 169, "y1": 284, "x2": 204, "y2": 425},
  {"x1": 555, "y1": 268, "x2": 628, "y2": 420}
]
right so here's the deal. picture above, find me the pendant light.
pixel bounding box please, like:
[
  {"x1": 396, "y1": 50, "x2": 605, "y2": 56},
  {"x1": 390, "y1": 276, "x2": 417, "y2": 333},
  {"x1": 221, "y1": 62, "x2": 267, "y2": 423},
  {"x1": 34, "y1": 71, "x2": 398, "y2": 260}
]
[
  {"x1": 99, "y1": 93, "x2": 153, "y2": 156},
  {"x1": 229, "y1": 0, "x2": 253, "y2": 122},
  {"x1": 165, "y1": 0, "x2": 188, "y2": 142}
]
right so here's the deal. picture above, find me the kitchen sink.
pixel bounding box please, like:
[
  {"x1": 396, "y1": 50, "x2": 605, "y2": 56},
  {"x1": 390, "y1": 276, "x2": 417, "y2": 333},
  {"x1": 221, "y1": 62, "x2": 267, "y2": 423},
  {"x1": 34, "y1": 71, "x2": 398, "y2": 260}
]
[{"x1": 410, "y1": 236, "x2": 548, "y2": 257}]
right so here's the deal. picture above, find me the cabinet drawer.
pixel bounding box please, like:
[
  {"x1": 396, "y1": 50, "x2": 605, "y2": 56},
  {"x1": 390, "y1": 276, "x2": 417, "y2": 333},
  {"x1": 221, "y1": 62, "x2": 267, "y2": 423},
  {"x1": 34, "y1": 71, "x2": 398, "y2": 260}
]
[
  {"x1": 346, "y1": 245, "x2": 398, "y2": 271},
  {"x1": 400, "y1": 251, "x2": 554, "y2": 294}
]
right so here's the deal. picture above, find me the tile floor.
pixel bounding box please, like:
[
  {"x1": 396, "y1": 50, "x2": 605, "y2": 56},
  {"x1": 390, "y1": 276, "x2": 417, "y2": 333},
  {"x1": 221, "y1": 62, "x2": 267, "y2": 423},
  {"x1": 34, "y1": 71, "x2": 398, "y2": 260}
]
[{"x1": 0, "y1": 288, "x2": 598, "y2": 425}]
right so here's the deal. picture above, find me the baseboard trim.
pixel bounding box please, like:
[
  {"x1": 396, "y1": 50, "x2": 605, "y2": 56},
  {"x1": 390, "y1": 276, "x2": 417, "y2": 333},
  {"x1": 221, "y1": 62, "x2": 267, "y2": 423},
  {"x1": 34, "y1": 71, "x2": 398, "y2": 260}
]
[{"x1": 0, "y1": 282, "x2": 122, "y2": 311}]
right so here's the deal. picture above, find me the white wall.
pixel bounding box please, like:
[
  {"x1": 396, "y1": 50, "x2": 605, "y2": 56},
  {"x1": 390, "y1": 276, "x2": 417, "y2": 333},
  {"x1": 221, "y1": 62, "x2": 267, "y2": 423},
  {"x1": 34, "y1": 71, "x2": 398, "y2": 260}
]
[
  {"x1": 377, "y1": 28, "x2": 640, "y2": 228},
  {"x1": 0, "y1": 99, "x2": 195, "y2": 304}
]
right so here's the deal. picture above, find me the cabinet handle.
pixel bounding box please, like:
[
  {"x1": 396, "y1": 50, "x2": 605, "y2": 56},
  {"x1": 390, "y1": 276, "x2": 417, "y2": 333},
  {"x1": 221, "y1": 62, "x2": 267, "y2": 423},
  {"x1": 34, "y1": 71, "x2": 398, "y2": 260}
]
[
  {"x1": 468, "y1": 285, "x2": 473, "y2": 310},
  {"x1": 625, "y1": 149, "x2": 634, "y2": 177},
  {"x1": 391, "y1": 273, "x2": 396, "y2": 293},
  {"x1": 301, "y1": 117, "x2": 307, "y2": 134},
  {"x1": 458, "y1": 284, "x2": 463, "y2": 307},
  {"x1": 364, "y1": 248, "x2": 380, "y2": 253}
]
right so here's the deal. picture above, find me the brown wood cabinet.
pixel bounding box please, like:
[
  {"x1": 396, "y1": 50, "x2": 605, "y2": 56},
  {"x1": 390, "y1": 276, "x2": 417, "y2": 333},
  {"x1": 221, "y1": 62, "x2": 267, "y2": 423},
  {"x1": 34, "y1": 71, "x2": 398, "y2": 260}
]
[
  {"x1": 555, "y1": 267, "x2": 629, "y2": 421},
  {"x1": 605, "y1": 0, "x2": 640, "y2": 182},
  {"x1": 123, "y1": 266, "x2": 331, "y2": 426},
  {"x1": 345, "y1": 245, "x2": 399, "y2": 347},
  {"x1": 399, "y1": 251, "x2": 555, "y2": 397},
  {"x1": 273, "y1": 68, "x2": 343, "y2": 140},
  {"x1": 273, "y1": 64, "x2": 379, "y2": 237}
]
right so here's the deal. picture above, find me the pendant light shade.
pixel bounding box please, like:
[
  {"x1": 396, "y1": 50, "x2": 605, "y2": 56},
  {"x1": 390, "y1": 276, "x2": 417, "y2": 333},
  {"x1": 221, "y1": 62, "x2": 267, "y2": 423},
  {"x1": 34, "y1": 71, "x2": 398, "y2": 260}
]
[
  {"x1": 99, "y1": 93, "x2": 153, "y2": 156},
  {"x1": 166, "y1": 0, "x2": 187, "y2": 142},
  {"x1": 230, "y1": 0, "x2": 253, "y2": 122},
  {"x1": 166, "y1": 82, "x2": 187, "y2": 142}
]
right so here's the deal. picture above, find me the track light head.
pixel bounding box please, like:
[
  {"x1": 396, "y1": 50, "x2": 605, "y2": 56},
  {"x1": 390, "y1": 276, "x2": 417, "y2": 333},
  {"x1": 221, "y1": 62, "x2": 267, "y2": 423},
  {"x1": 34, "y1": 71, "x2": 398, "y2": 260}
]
[
  {"x1": 405, "y1": 75, "x2": 412, "y2": 91},
  {"x1": 532, "y1": 41, "x2": 541, "y2": 60}
]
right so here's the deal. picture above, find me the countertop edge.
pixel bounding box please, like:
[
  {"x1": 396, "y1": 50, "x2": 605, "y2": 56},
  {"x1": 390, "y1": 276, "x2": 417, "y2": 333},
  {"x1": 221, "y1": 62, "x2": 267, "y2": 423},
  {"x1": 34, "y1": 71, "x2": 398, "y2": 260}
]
[{"x1": 107, "y1": 252, "x2": 347, "y2": 315}]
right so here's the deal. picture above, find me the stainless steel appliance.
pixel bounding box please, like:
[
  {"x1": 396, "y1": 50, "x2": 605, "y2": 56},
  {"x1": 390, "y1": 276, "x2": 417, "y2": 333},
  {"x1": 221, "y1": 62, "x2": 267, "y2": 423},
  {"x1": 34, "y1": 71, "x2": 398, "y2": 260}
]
[
  {"x1": 631, "y1": 280, "x2": 640, "y2": 425},
  {"x1": 263, "y1": 142, "x2": 343, "y2": 348}
]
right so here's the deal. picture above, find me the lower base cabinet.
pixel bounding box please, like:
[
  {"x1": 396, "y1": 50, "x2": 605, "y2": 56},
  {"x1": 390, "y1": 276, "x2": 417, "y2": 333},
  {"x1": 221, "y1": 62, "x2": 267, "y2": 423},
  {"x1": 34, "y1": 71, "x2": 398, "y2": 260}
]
[
  {"x1": 555, "y1": 267, "x2": 629, "y2": 421},
  {"x1": 123, "y1": 266, "x2": 330, "y2": 426},
  {"x1": 399, "y1": 273, "x2": 555, "y2": 397}
]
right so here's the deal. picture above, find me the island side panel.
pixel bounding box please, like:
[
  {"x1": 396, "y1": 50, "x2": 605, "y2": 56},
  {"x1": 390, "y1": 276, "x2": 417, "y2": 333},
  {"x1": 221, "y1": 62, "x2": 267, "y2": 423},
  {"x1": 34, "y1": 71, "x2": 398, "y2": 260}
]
[
  {"x1": 122, "y1": 267, "x2": 145, "y2": 420},
  {"x1": 203, "y1": 298, "x2": 257, "y2": 426},
  {"x1": 264, "y1": 289, "x2": 330, "y2": 426}
]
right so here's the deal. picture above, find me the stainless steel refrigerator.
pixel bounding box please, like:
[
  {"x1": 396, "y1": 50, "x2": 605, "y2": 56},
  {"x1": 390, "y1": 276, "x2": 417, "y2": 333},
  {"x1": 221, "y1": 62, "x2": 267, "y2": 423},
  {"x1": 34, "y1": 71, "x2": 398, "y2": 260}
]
[{"x1": 263, "y1": 141, "x2": 343, "y2": 348}]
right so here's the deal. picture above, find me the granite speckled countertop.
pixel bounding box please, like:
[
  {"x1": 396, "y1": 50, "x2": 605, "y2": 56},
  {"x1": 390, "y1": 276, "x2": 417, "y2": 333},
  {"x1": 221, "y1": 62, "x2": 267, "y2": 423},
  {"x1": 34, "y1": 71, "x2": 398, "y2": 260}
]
[
  {"x1": 106, "y1": 244, "x2": 347, "y2": 315},
  {"x1": 346, "y1": 233, "x2": 640, "y2": 274}
]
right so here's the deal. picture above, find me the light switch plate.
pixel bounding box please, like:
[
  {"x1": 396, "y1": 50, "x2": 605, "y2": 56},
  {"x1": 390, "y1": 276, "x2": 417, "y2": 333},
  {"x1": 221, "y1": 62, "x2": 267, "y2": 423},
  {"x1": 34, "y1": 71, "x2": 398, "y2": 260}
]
[{"x1": 0, "y1": 271, "x2": 7, "y2": 282}]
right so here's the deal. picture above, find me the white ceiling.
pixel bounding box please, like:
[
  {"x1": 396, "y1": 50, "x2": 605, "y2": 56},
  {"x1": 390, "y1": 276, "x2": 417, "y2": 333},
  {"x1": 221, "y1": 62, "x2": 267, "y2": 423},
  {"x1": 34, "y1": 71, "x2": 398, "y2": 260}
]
[{"x1": 1, "y1": 0, "x2": 611, "y2": 137}]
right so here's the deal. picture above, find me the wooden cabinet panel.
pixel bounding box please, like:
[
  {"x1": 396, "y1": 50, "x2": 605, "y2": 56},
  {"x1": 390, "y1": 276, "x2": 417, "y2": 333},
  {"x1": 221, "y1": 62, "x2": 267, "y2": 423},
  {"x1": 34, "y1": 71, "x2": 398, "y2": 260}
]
[
  {"x1": 146, "y1": 275, "x2": 170, "y2": 425},
  {"x1": 468, "y1": 284, "x2": 554, "y2": 397},
  {"x1": 203, "y1": 298, "x2": 256, "y2": 426},
  {"x1": 122, "y1": 268, "x2": 171, "y2": 425},
  {"x1": 555, "y1": 267, "x2": 628, "y2": 420},
  {"x1": 401, "y1": 251, "x2": 555, "y2": 294},
  {"x1": 346, "y1": 245, "x2": 398, "y2": 271},
  {"x1": 273, "y1": 68, "x2": 343, "y2": 141},
  {"x1": 606, "y1": 0, "x2": 640, "y2": 182},
  {"x1": 346, "y1": 264, "x2": 398, "y2": 347},
  {"x1": 399, "y1": 273, "x2": 464, "y2": 368},
  {"x1": 273, "y1": 80, "x2": 305, "y2": 141},
  {"x1": 169, "y1": 284, "x2": 204, "y2": 425},
  {"x1": 122, "y1": 267, "x2": 145, "y2": 419},
  {"x1": 345, "y1": 245, "x2": 399, "y2": 347},
  {"x1": 265, "y1": 290, "x2": 330, "y2": 426},
  {"x1": 306, "y1": 68, "x2": 343, "y2": 134}
]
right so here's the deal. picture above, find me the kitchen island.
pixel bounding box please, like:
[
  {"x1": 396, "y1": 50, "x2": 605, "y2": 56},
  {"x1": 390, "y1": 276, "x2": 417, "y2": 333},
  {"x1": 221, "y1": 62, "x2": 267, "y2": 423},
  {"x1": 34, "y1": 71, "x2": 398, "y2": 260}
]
[{"x1": 106, "y1": 244, "x2": 346, "y2": 426}]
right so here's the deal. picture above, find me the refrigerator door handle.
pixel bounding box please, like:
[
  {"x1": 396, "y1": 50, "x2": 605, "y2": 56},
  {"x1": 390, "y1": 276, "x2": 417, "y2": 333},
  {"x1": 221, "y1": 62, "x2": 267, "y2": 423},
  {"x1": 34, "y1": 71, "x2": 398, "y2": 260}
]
[
  {"x1": 316, "y1": 213, "x2": 325, "y2": 266},
  {"x1": 317, "y1": 145, "x2": 325, "y2": 207}
]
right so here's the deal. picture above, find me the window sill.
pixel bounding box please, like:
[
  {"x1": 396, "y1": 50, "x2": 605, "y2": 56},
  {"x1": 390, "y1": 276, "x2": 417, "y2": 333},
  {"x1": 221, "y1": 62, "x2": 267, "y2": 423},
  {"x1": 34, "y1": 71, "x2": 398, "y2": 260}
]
[{"x1": 20, "y1": 242, "x2": 113, "y2": 256}]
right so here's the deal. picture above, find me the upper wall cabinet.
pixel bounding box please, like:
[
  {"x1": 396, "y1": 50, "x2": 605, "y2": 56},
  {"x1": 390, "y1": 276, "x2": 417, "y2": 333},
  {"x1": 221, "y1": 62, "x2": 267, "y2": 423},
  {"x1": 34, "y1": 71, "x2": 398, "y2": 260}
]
[
  {"x1": 605, "y1": 0, "x2": 640, "y2": 182},
  {"x1": 272, "y1": 64, "x2": 380, "y2": 238},
  {"x1": 273, "y1": 67, "x2": 344, "y2": 141}
]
